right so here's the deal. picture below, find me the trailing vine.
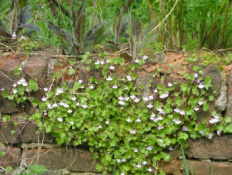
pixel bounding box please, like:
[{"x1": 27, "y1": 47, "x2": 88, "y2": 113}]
[{"x1": 2, "y1": 53, "x2": 232, "y2": 175}]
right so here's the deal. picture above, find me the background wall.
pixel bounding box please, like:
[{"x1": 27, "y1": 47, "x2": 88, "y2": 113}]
[{"x1": 1, "y1": 53, "x2": 232, "y2": 175}]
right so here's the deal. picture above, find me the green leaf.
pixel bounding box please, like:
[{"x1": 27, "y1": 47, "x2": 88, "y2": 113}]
[
  {"x1": 29, "y1": 79, "x2": 39, "y2": 91},
  {"x1": 3, "y1": 115, "x2": 11, "y2": 122},
  {"x1": 178, "y1": 132, "x2": 188, "y2": 141},
  {"x1": 180, "y1": 83, "x2": 188, "y2": 92},
  {"x1": 224, "y1": 116, "x2": 231, "y2": 124},
  {"x1": 204, "y1": 76, "x2": 212, "y2": 90},
  {"x1": 0, "y1": 151, "x2": 6, "y2": 157},
  {"x1": 224, "y1": 124, "x2": 232, "y2": 133},
  {"x1": 208, "y1": 95, "x2": 214, "y2": 101},
  {"x1": 28, "y1": 164, "x2": 47, "y2": 174},
  {"x1": 68, "y1": 68, "x2": 75, "y2": 75},
  {"x1": 6, "y1": 166, "x2": 13, "y2": 173},
  {"x1": 96, "y1": 164, "x2": 103, "y2": 171},
  {"x1": 2, "y1": 91, "x2": 9, "y2": 97}
]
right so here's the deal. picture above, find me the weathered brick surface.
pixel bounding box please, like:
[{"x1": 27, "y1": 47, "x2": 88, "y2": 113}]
[
  {"x1": 23, "y1": 148, "x2": 99, "y2": 172},
  {"x1": 160, "y1": 159, "x2": 232, "y2": 175},
  {"x1": 24, "y1": 57, "x2": 48, "y2": 85},
  {"x1": 0, "y1": 146, "x2": 21, "y2": 167},
  {"x1": 0, "y1": 121, "x2": 54, "y2": 144},
  {"x1": 185, "y1": 135, "x2": 232, "y2": 160}
]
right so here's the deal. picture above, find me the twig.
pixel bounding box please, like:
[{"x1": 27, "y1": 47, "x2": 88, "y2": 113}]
[
  {"x1": 0, "y1": 43, "x2": 15, "y2": 52},
  {"x1": 0, "y1": 71, "x2": 14, "y2": 82},
  {"x1": 149, "y1": 0, "x2": 179, "y2": 35},
  {"x1": 217, "y1": 48, "x2": 232, "y2": 52}
]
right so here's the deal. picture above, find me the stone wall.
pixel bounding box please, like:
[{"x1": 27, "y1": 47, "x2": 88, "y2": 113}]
[{"x1": 1, "y1": 53, "x2": 232, "y2": 175}]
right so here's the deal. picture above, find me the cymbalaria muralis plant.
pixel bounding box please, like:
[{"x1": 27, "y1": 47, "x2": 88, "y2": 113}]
[{"x1": 2, "y1": 53, "x2": 232, "y2": 175}]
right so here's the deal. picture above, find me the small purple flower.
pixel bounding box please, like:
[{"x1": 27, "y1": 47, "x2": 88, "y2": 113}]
[
  {"x1": 200, "y1": 131, "x2": 204, "y2": 136},
  {"x1": 182, "y1": 126, "x2": 188, "y2": 131}
]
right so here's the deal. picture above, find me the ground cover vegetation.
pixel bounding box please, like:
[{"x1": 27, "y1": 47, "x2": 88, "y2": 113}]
[{"x1": 0, "y1": 0, "x2": 232, "y2": 174}]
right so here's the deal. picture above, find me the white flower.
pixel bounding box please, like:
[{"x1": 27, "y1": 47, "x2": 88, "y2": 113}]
[
  {"x1": 217, "y1": 130, "x2": 222, "y2": 136},
  {"x1": 134, "y1": 98, "x2": 140, "y2": 103},
  {"x1": 198, "y1": 84, "x2": 205, "y2": 89},
  {"x1": 17, "y1": 78, "x2": 26, "y2": 85},
  {"x1": 13, "y1": 89, "x2": 17, "y2": 94},
  {"x1": 1, "y1": 88, "x2": 4, "y2": 91},
  {"x1": 71, "y1": 96, "x2": 77, "y2": 101},
  {"x1": 124, "y1": 97, "x2": 130, "y2": 101},
  {"x1": 130, "y1": 95, "x2": 136, "y2": 99},
  {"x1": 149, "y1": 95, "x2": 153, "y2": 100},
  {"x1": 130, "y1": 130, "x2": 137, "y2": 135},
  {"x1": 95, "y1": 60, "x2": 100, "y2": 65},
  {"x1": 143, "y1": 96, "x2": 149, "y2": 101},
  {"x1": 57, "y1": 117, "x2": 63, "y2": 122},
  {"x1": 67, "y1": 109, "x2": 72, "y2": 113},
  {"x1": 100, "y1": 61, "x2": 105, "y2": 65},
  {"x1": 12, "y1": 32, "x2": 16, "y2": 39},
  {"x1": 174, "y1": 108, "x2": 181, "y2": 113},
  {"x1": 168, "y1": 82, "x2": 173, "y2": 87},
  {"x1": 158, "y1": 125, "x2": 164, "y2": 130},
  {"x1": 136, "y1": 118, "x2": 141, "y2": 123},
  {"x1": 47, "y1": 104, "x2": 53, "y2": 109},
  {"x1": 105, "y1": 120, "x2": 110, "y2": 125},
  {"x1": 126, "y1": 75, "x2": 132, "y2": 81},
  {"x1": 194, "y1": 73, "x2": 198, "y2": 78},
  {"x1": 116, "y1": 159, "x2": 121, "y2": 163},
  {"x1": 136, "y1": 164, "x2": 142, "y2": 169},
  {"x1": 89, "y1": 85, "x2": 94, "y2": 89},
  {"x1": 20, "y1": 35, "x2": 26, "y2": 40},
  {"x1": 118, "y1": 101, "x2": 125, "y2": 105},
  {"x1": 70, "y1": 121, "x2": 74, "y2": 125},
  {"x1": 143, "y1": 55, "x2": 148, "y2": 60},
  {"x1": 142, "y1": 161, "x2": 147, "y2": 165},
  {"x1": 44, "y1": 88, "x2": 48, "y2": 92},
  {"x1": 209, "y1": 118, "x2": 219, "y2": 124},
  {"x1": 125, "y1": 86, "x2": 129, "y2": 90},
  {"x1": 112, "y1": 85, "x2": 118, "y2": 89},
  {"x1": 194, "y1": 107, "x2": 199, "y2": 111},
  {"x1": 151, "y1": 113, "x2": 156, "y2": 117},
  {"x1": 98, "y1": 125, "x2": 102, "y2": 129},
  {"x1": 109, "y1": 65, "x2": 115, "y2": 70},
  {"x1": 126, "y1": 118, "x2": 131, "y2": 122},
  {"x1": 134, "y1": 59, "x2": 140, "y2": 63},
  {"x1": 147, "y1": 145, "x2": 153, "y2": 151},
  {"x1": 180, "y1": 110, "x2": 185, "y2": 116},
  {"x1": 157, "y1": 107, "x2": 163, "y2": 112},
  {"x1": 41, "y1": 97, "x2": 47, "y2": 102},
  {"x1": 106, "y1": 76, "x2": 112, "y2": 81},
  {"x1": 148, "y1": 167, "x2": 153, "y2": 172},
  {"x1": 63, "y1": 103, "x2": 69, "y2": 108},
  {"x1": 153, "y1": 89, "x2": 158, "y2": 93},
  {"x1": 118, "y1": 96, "x2": 124, "y2": 101},
  {"x1": 56, "y1": 88, "x2": 63, "y2": 96},
  {"x1": 121, "y1": 159, "x2": 126, "y2": 162},
  {"x1": 198, "y1": 100, "x2": 204, "y2": 106},
  {"x1": 147, "y1": 103, "x2": 153, "y2": 109},
  {"x1": 82, "y1": 103, "x2": 88, "y2": 108},
  {"x1": 76, "y1": 102, "x2": 80, "y2": 106},
  {"x1": 133, "y1": 148, "x2": 138, "y2": 152},
  {"x1": 121, "y1": 173, "x2": 125, "y2": 175},
  {"x1": 13, "y1": 83, "x2": 17, "y2": 87},
  {"x1": 160, "y1": 93, "x2": 168, "y2": 99},
  {"x1": 26, "y1": 88, "x2": 30, "y2": 92},
  {"x1": 173, "y1": 119, "x2": 181, "y2": 124},
  {"x1": 79, "y1": 80, "x2": 83, "y2": 84}
]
